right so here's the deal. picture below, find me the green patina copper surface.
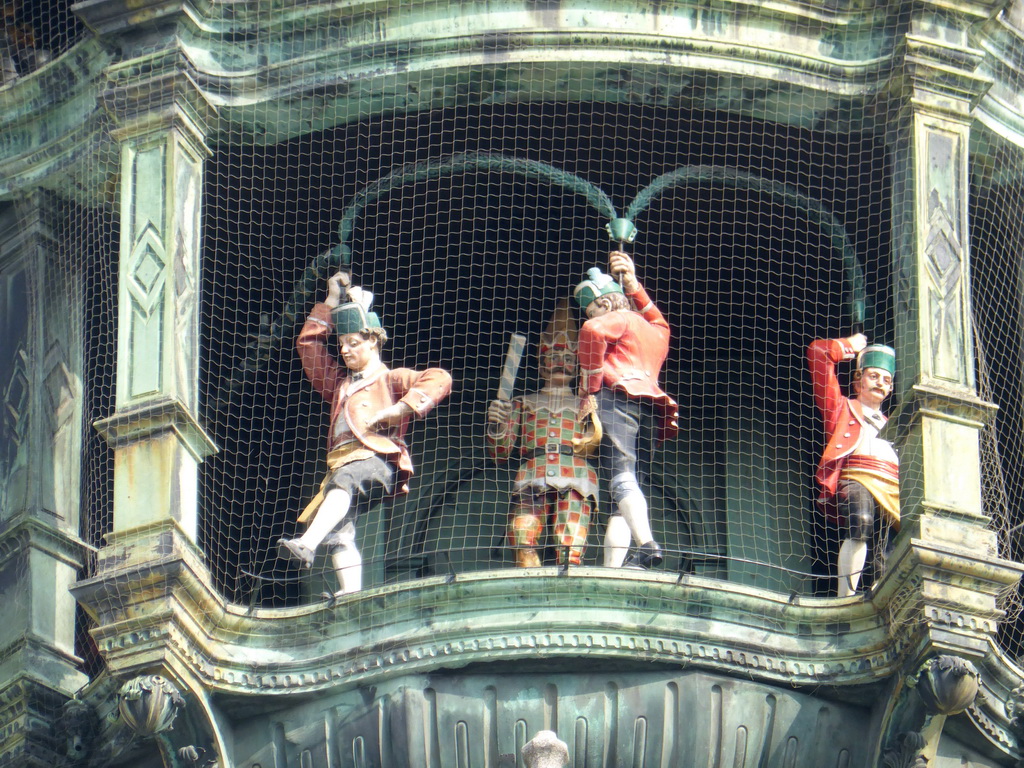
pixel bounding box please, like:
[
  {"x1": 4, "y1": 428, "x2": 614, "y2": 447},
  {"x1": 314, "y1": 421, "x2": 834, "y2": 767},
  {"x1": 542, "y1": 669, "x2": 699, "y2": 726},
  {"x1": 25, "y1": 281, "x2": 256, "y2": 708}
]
[{"x1": 4, "y1": 0, "x2": 1024, "y2": 766}]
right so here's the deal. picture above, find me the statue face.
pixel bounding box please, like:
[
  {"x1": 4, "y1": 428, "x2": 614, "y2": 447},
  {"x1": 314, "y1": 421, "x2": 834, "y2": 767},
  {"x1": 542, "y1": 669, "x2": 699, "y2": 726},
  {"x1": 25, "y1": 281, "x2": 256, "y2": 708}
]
[
  {"x1": 540, "y1": 348, "x2": 576, "y2": 386},
  {"x1": 855, "y1": 367, "x2": 893, "y2": 409},
  {"x1": 338, "y1": 332, "x2": 379, "y2": 373}
]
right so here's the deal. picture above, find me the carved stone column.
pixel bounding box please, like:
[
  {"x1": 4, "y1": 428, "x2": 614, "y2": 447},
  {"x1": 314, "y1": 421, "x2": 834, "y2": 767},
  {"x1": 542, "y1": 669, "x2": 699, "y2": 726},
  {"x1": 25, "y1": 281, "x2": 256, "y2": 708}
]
[
  {"x1": 874, "y1": 5, "x2": 1024, "y2": 764},
  {"x1": 879, "y1": 2, "x2": 1022, "y2": 663},
  {"x1": 90, "y1": 51, "x2": 217, "y2": 571},
  {"x1": 62, "y1": 21, "x2": 228, "y2": 767},
  {"x1": 887, "y1": 21, "x2": 994, "y2": 524},
  {"x1": 0, "y1": 194, "x2": 90, "y2": 767}
]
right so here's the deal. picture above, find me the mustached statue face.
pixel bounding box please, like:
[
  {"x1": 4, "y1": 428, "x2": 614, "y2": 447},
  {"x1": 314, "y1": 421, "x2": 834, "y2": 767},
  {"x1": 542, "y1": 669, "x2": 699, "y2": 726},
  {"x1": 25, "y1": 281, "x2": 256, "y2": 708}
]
[
  {"x1": 540, "y1": 348, "x2": 577, "y2": 386},
  {"x1": 855, "y1": 367, "x2": 893, "y2": 409}
]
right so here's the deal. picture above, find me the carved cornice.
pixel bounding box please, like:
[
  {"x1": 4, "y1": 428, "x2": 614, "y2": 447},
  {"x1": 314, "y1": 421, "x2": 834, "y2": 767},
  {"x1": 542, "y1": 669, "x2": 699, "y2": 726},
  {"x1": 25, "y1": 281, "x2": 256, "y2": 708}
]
[
  {"x1": 76, "y1": 537, "x2": 908, "y2": 697},
  {"x1": 97, "y1": 0, "x2": 896, "y2": 144},
  {"x1": 70, "y1": 516, "x2": 1023, "y2": 701},
  {"x1": 0, "y1": 40, "x2": 112, "y2": 201},
  {"x1": 883, "y1": 382, "x2": 998, "y2": 448},
  {"x1": 179, "y1": 8, "x2": 895, "y2": 143},
  {"x1": 93, "y1": 396, "x2": 218, "y2": 462},
  {"x1": 73, "y1": 0, "x2": 195, "y2": 37},
  {"x1": 973, "y1": 11, "x2": 1024, "y2": 159},
  {"x1": 899, "y1": 34, "x2": 992, "y2": 117},
  {"x1": 0, "y1": 513, "x2": 92, "y2": 571},
  {"x1": 917, "y1": 0, "x2": 1009, "y2": 21},
  {"x1": 101, "y1": 47, "x2": 215, "y2": 151},
  {"x1": 867, "y1": 523, "x2": 1023, "y2": 675},
  {"x1": 0, "y1": 39, "x2": 109, "y2": 131},
  {"x1": 68, "y1": 522, "x2": 1024, "y2": 768}
]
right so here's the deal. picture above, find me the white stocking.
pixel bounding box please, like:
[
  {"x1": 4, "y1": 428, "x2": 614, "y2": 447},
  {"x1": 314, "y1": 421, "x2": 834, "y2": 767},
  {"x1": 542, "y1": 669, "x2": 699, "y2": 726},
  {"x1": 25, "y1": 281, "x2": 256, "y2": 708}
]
[
  {"x1": 297, "y1": 488, "x2": 352, "y2": 552},
  {"x1": 603, "y1": 515, "x2": 632, "y2": 567},
  {"x1": 617, "y1": 492, "x2": 653, "y2": 546},
  {"x1": 837, "y1": 538, "x2": 868, "y2": 597},
  {"x1": 329, "y1": 520, "x2": 362, "y2": 595}
]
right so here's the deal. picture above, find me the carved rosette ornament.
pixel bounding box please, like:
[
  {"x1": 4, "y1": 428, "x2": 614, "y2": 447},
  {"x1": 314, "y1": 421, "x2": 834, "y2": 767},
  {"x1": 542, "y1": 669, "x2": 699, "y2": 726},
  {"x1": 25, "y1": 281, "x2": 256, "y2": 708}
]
[
  {"x1": 116, "y1": 675, "x2": 186, "y2": 736},
  {"x1": 916, "y1": 656, "x2": 980, "y2": 715}
]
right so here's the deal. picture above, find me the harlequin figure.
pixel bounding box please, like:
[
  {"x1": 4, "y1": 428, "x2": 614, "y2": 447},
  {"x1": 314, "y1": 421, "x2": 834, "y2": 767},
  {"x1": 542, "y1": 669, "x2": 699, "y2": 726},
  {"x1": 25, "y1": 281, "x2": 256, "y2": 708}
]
[
  {"x1": 278, "y1": 271, "x2": 452, "y2": 596},
  {"x1": 574, "y1": 251, "x2": 679, "y2": 569},
  {"x1": 486, "y1": 301, "x2": 599, "y2": 567},
  {"x1": 808, "y1": 334, "x2": 898, "y2": 597}
]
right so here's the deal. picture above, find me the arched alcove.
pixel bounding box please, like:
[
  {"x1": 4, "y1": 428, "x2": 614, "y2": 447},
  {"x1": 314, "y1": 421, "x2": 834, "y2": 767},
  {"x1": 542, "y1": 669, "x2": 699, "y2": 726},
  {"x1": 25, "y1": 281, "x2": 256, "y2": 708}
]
[{"x1": 199, "y1": 100, "x2": 891, "y2": 604}]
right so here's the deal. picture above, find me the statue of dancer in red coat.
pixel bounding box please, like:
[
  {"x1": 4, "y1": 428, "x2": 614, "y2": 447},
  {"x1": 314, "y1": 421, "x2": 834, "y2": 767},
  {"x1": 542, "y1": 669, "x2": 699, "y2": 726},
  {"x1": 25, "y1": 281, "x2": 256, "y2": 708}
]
[
  {"x1": 574, "y1": 251, "x2": 679, "y2": 568},
  {"x1": 808, "y1": 333, "x2": 898, "y2": 597},
  {"x1": 278, "y1": 271, "x2": 452, "y2": 596}
]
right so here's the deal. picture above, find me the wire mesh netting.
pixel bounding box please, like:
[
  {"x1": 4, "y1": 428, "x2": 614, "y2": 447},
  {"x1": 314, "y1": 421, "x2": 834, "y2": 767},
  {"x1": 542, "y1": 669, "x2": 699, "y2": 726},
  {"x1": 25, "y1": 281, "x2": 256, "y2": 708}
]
[
  {"x1": 199, "y1": 96, "x2": 893, "y2": 607},
  {"x1": 5, "y1": 0, "x2": 1024, "y2": 692},
  {"x1": 971, "y1": 130, "x2": 1024, "y2": 660},
  {"x1": 0, "y1": 0, "x2": 83, "y2": 84}
]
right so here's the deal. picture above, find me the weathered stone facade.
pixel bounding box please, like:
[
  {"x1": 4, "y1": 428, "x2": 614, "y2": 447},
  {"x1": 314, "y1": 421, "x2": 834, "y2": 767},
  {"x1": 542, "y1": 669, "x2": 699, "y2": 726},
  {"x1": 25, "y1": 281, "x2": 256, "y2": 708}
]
[{"x1": 4, "y1": 0, "x2": 1024, "y2": 766}]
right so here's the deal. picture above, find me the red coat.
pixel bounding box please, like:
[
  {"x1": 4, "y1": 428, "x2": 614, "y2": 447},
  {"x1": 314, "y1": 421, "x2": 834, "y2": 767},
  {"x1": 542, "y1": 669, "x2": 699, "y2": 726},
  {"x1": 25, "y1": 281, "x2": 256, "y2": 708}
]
[
  {"x1": 577, "y1": 284, "x2": 679, "y2": 441},
  {"x1": 298, "y1": 303, "x2": 452, "y2": 492},
  {"x1": 808, "y1": 336, "x2": 887, "y2": 501}
]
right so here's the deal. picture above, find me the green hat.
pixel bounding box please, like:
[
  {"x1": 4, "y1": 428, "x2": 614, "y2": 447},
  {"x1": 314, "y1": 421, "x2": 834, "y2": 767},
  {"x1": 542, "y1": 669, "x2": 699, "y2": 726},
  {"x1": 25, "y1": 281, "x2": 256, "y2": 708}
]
[
  {"x1": 574, "y1": 267, "x2": 623, "y2": 310},
  {"x1": 857, "y1": 344, "x2": 895, "y2": 376},
  {"x1": 331, "y1": 301, "x2": 383, "y2": 336}
]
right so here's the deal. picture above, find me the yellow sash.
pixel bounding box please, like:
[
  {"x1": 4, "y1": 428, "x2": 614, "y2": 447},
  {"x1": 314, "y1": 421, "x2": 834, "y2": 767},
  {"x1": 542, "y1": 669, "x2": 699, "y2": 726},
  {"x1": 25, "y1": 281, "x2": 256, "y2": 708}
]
[
  {"x1": 297, "y1": 443, "x2": 376, "y2": 523},
  {"x1": 839, "y1": 467, "x2": 900, "y2": 529}
]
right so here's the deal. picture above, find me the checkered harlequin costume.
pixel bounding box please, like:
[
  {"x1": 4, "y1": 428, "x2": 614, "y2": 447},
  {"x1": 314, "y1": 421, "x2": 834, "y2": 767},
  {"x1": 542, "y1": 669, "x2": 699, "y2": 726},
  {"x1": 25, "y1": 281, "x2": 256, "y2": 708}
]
[{"x1": 487, "y1": 387, "x2": 599, "y2": 566}]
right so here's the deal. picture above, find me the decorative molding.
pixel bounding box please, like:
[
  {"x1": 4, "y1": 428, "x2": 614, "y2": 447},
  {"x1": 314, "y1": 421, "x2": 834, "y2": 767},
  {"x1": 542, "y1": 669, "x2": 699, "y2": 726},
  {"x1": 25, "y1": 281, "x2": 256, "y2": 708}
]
[
  {"x1": 68, "y1": 536, "x2": 1021, "y2": 708},
  {"x1": 58, "y1": 0, "x2": 901, "y2": 149},
  {"x1": 117, "y1": 675, "x2": 185, "y2": 737},
  {"x1": 0, "y1": 39, "x2": 113, "y2": 202},
  {"x1": 0, "y1": 514, "x2": 92, "y2": 571},
  {"x1": 882, "y1": 382, "x2": 997, "y2": 449},
  {"x1": 72, "y1": 0, "x2": 195, "y2": 37},
  {"x1": 75, "y1": 551, "x2": 913, "y2": 697},
  {"x1": 882, "y1": 731, "x2": 929, "y2": 768},
  {"x1": 102, "y1": 48, "x2": 214, "y2": 151},
  {"x1": 915, "y1": 655, "x2": 980, "y2": 715},
  {"x1": 93, "y1": 396, "x2": 218, "y2": 462},
  {"x1": 2, "y1": 346, "x2": 30, "y2": 449},
  {"x1": 0, "y1": 677, "x2": 74, "y2": 768},
  {"x1": 903, "y1": 34, "x2": 991, "y2": 114}
]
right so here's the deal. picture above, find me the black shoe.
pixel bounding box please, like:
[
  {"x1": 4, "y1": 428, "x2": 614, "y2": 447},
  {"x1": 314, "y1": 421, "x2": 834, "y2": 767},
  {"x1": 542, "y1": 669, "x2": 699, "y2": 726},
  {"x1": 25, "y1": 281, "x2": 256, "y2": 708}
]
[
  {"x1": 277, "y1": 538, "x2": 315, "y2": 568},
  {"x1": 624, "y1": 541, "x2": 664, "y2": 569}
]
